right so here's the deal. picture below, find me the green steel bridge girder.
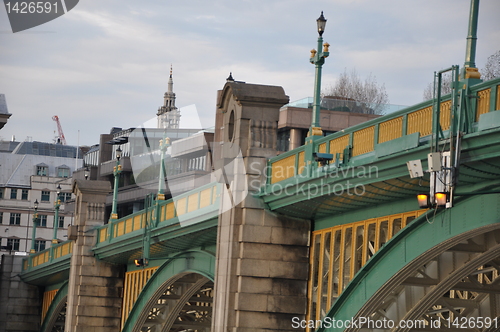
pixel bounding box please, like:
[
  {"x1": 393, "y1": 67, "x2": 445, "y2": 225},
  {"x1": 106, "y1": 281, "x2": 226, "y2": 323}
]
[
  {"x1": 121, "y1": 249, "x2": 216, "y2": 332},
  {"x1": 260, "y1": 124, "x2": 500, "y2": 220},
  {"x1": 317, "y1": 189, "x2": 500, "y2": 332}
]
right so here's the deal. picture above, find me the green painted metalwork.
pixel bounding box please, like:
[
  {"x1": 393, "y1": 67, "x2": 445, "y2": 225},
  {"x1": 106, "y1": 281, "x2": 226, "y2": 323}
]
[
  {"x1": 21, "y1": 240, "x2": 72, "y2": 285},
  {"x1": 40, "y1": 281, "x2": 68, "y2": 332},
  {"x1": 93, "y1": 182, "x2": 221, "y2": 264},
  {"x1": 463, "y1": 0, "x2": 480, "y2": 73},
  {"x1": 121, "y1": 249, "x2": 215, "y2": 332},
  {"x1": 317, "y1": 188, "x2": 500, "y2": 331}
]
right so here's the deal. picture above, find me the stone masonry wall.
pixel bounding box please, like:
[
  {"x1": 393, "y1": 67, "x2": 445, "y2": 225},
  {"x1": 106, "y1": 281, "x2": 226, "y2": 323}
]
[{"x1": 0, "y1": 255, "x2": 40, "y2": 332}]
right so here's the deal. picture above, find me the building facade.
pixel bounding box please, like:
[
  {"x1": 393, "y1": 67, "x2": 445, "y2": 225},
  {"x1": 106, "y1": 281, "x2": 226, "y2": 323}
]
[{"x1": 0, "y1": 141, "x2": 83, "y2": 254}]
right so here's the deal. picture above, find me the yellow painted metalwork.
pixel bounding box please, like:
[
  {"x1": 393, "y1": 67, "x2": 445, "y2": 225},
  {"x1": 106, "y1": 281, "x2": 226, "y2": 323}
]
[
  {"x1": 125, "y1": 217, "x2": 133, "y2": 234},
  {"x1": 328, "y1": 135, "x2": 349, "y2": 162},
  {"x1": 271, "y1": 154, "x2": 296, "y2": 184},
  {"x1": 497, "y1": 85, "x2": 500, "y2": 110},
  {"x1": 476, "y1": 88, "x2": 491, "y2": 121},
  {"x1": 298, "y1": 151, "x2": 305, "y2": 175},
  {"x1": 53, "y1": 241, "x2": 73, "y2": 259},
  {"x1": 305, "y1": 210, "x2": 425, "y2": 330},
  {"x1": 121, "y1": 266, "x2": 159, "y2": 329},
  {"x1": 407, "y1": 106, "x2": 432, "y2": 136},
  {"x1": 133, "y1": 215, "x2": 142, "y2": 231},
  {"x1": 41, "y1": 289, "x2": 58, "y2": 323},
  {"x1": 175, "y1": 197, "x2": 187, "y2": 216},
  {"x1": 115, "y1": 220, "x2": 125, "y2": 237},
  {"x1": 200, "y1": 188, "x2": 212, "y2": 209},
  {"x1": 352, "y1": 126, "x2": 374, "y2": 157},
  {"x1": 23, "y1": 260, "x2": 28, "y2": 270},
  {"x1": 33, "y1": 251, "x2": 50, "y2": 267},
  {"x1": 318, "y1": 143, "x2": 327, "y2": 153},
  {"x1": 378, "y1": 117, "x2": 403, "y2": 144},
  {"x1": 99, "y1": 227, "x2": 108, "y2": 243},
  {"x1": 187, "y1": 192, "x2": 199, "y2": 213},
  {"x1": 166, "y1": 201, "x2": 175, "y2": 220},
  {"x1": 440, "y1": 100, "x2": 451, "y2": 131}
]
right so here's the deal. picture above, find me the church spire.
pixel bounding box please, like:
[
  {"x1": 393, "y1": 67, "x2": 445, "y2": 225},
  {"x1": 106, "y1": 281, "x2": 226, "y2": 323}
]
[{"x1": 157, "y1": 65, "x2": 181, "y2": 129}]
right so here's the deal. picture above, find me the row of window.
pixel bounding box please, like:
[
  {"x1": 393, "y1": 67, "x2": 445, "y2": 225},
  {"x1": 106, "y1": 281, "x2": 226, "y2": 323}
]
[
  {"x1": 36, "y1": 165, "x2": 71, "y2": 178},
  {"x1": 0, "y1": 212, "x2": 66, "y2": 228},
  {"x1": 0, "y1": 188, "x2": 72, "y2": 202},
  {"x1": 1, "y1": 238, "x2": 46, "y2": 252}
]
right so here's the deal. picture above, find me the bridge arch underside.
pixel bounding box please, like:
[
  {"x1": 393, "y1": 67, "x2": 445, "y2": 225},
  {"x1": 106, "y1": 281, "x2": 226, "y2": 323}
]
[
  {"x1": 124, "y1": 251, "x2": 215, "y2": 332},
  {"x1": 41, "y1": 282, "x2": 68, "y2": 332},
  {"x1": 319, "y1": 193, "x2": 500, "y2": 332}
]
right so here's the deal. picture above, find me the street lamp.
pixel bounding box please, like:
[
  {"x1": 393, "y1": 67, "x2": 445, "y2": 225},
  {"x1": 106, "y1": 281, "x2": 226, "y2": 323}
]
[
  {"x1": 110, "y1": 147, "x2": 122, "y2": 220},
  {"x1": 30, "y1": 199, "x2": 39, "y2": 254},
  {"x1": 157, "y1": 136, "x2": 171, "y2": 201},
  {"x1": 52, "y1": 184, "x2": 62, "y2": 245},
  {"x1": 308, "y1": 11, "x2": 330, "y2": 139}
]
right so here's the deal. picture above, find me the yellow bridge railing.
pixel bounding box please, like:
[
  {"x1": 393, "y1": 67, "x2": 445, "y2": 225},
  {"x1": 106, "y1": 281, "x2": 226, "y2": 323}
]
[
  {"x1": 268, "y1": 79, "x2": 500, "y2": 185},
  {"x1": 96, "y1": 182, "x2": 220, "y2": 244},
  {"x1": 22, "y1": 240, "x2": 74, "y2": 272}
]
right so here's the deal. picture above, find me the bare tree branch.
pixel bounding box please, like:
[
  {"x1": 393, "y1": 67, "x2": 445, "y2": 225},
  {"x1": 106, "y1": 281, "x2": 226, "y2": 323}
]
[{"x1": 323, "y1": 68, "x2": 389, "y2": 115}]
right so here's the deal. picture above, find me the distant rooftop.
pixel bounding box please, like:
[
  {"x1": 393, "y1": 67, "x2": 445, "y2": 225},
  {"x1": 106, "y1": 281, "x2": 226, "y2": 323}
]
[
  {"x1": 282, "y1": 97, "x2": 408, "y2": 115},
  {"x1": 11, "y1": 141, "x2": 83, "y2": 158}
]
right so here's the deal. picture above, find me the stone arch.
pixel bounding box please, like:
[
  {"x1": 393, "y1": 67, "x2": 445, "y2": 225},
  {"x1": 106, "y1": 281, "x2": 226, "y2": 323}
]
[
  {"x1": 318, "y1": 193, "x2": 500, "y2": 331},
  {"x1": 122, "y1": 250, "x2": 215, "y2": 332},
  {"x1": 40, "y1": 281, "x2": 68, "y2": 332}
]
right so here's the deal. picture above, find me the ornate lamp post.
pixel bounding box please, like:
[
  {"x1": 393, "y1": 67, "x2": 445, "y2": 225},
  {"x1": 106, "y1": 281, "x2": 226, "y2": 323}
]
[
  {"x1": 110, "y1": 147, "x2": 122, "y2": 220},
  {"x1": 308, "y1": 11, "x2": 330, "y2": 139},
  {"x1": 157, "y1": 136, "x2": 171, "y2": 200},
  {"x1": 52, "y1": 184, "x2": 61, "y2": 245},
  {"x1": 30, "y1": 199, "x2": 39, "y2": 254}
]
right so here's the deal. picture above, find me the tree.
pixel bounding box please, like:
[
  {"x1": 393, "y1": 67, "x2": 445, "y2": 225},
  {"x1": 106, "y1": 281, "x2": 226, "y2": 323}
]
[
  {"x1": 482, "y1": 49, "x2": 500, "y2": 81},
  {"x1": 423, "y1": 50, "x2": 500, "y2": 101},
  {"x1": 422, "y1": 73, "x2": 453, "y2": 101},
  {"x1": 322, "y1": 68, "x2": 389, "y2": 115}
]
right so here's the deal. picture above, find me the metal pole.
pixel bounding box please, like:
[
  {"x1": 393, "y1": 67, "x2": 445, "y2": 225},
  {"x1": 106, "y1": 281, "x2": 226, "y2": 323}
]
[
  {"x1": 111, "y1": 158, "x2": 121, "y2": 220},
  {"x1": 310, "y1": 35, "x2": 324, "y2": 132},
  {"x1": 52, "y1": 198, "x2": 60, "y2": 245},
  {"x1": 157, "y1": 136, "x2": 170, "y2": 200},
  {"x1": 464, "y1": 0, "x2": 480, "y2": 69},
  {"x1": 30, "y1": 205, "x2": 38, "y2": 254}
]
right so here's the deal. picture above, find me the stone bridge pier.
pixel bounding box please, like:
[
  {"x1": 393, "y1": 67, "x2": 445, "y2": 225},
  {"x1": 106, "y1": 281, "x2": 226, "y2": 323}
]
[
  {"x1": 211, "y1": 81, "x2": 311, "y2": 331},
  {"x1": 65, "y1": 180, "x2": 124, "y2": 332}
]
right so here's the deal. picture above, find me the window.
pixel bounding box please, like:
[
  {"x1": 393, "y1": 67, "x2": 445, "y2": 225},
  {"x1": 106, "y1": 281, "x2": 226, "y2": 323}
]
[
  {"x1": 7, "y1": 238, "x2": 20, "y2": 251},
  {"x1": 10, "y1": 189, "x2": 17, "y2": 199},
  {"x1": 60, "y1": 192, "x2": 72, "y2": 202},
  {"x1": 35, "y1": 240, "x2": 46, "y2": 251},
  {"x1": 57, "y1": 167, "x2": 70, "y2": 178},
  {"x1": 0, "y1": 212, "x2": 3, "y2": 224},
  {"x1": 9, "y1": 213, "x2": 21, "y2": 225},
  {"x1": 41, "y1": 191, "x2": 50, "y2": 202},
  {"x1": 0, "y1": 188, "x2": 3, "y2": 199},
  {"x1": 39, "y1": 215, "x2": 47, "y2": 227},
  {"x1": 21, "y1": 189, "x2": 28, "y2": 200},
  {"x1": 58, "y1": 216, "x2": 65, "y2": 228},
  {"x1": 36, "y1": 165, "x2": 48, "y2": 176}
]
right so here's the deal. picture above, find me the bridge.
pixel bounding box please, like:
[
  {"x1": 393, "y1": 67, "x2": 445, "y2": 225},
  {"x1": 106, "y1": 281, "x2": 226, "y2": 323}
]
[
  {"x1": 17, "y1": 71, "x2": 500, "y2": 331},
  {"x1": 14, "y1": 3, "x2": 500, "y2": 331}
]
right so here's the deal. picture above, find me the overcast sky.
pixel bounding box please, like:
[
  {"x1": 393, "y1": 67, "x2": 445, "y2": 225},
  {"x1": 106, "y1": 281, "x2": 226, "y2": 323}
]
[{"x1": 1, "y1": 0, "x2": 499, "y2": 147}]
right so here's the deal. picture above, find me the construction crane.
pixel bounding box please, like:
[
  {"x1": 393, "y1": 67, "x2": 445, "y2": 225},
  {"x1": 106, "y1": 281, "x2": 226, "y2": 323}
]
[{"x1": 52, "y1": 115, "x2": 67, "y2": 145}]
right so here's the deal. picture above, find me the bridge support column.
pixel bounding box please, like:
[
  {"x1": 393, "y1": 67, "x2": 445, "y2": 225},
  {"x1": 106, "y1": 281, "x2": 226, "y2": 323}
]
[
  {"x1": 65, "y1": 180, "x2": 124, "y2": 332},
  {"x1": 213, "y1": 82, "x2": 310, "y2": 331}
]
